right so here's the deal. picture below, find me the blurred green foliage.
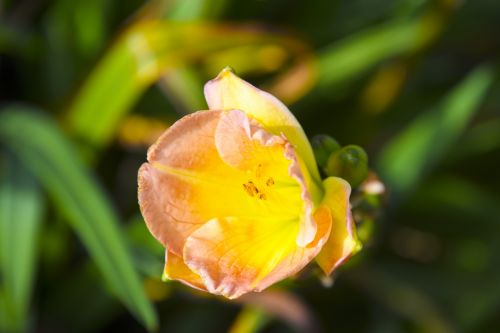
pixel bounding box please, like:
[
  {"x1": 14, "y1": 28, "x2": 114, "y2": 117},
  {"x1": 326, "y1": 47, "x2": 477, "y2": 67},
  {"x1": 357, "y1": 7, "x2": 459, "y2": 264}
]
[
  {"x1": 0, "y1": 155, "x2": 42, "y2": 332},
  {"x1": 1, "y1": 0, "x2": 499, "y2": 332}
]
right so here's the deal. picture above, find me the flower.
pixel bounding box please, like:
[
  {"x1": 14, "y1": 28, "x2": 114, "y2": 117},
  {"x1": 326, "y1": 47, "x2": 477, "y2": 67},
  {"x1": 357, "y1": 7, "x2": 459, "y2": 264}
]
[{"x1": 138, "y1": 68, "x2": 361, "y2": 299}]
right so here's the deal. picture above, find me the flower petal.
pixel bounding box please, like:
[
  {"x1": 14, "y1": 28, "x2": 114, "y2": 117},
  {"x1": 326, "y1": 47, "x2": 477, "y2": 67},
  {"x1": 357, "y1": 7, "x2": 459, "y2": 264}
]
[
  {"x1": 256, "y1": 204, "x2": 331, "y2": 291},
  {"x1": 315, "y1": 177, "x2": 362, "y2": 275},
  {"x1": 163, "y1": 250, "x2": 206, "y2": 291},
  {"x1": 204, "y1": 68, "x2": 321, "y2": 185},
  {"x1": 138, "y1": 109, "x2": 316, "y2": 257},
  {"x1": 138, "y1": 110, "x2": 226, "y2": 255},
  {"x1": 214, "y1": 109, "x2": 316, "y2": 246},
  {"x1": 183, "y1": 205, "x2": 332, "y2": 299}
]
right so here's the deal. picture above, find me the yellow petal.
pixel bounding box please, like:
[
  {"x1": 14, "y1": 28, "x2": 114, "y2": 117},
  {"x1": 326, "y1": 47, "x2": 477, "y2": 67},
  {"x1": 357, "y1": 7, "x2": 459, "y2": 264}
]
[
  {"x1": 315, "y1": 177, "x2": 362, "y2": 275},
  {"x1": 163, "y1": 250, "x2": 206, "y2": 291},
  {"x1": 204, "y1": 68, "x2": 321, "y2": 186},
  {"x1": 214, "y1": 109, "x2": 317, "y2": 246},
  {"x1": 183, "y1": 205, "x2": 331, "y2": 299},
  {"x1": 257, "y1": 204, "x2": 331, "y2": 290}
]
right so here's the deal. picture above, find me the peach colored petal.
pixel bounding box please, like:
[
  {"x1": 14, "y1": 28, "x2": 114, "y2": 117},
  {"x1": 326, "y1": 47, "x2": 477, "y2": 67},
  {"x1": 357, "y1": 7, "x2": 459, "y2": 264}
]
[
  {"x1": 138, "y1": 110, "x2": 227, "y2": 255},
  {"x1": 315, "y1": 177, "x2": 362, "y2": 275},
  {"x1": 214, "y1": 108, "x2": 287, "y2": 170},
  {"x1": 183, "y1": 206, "x2": 331, "y2": 299},
  {"x1": 163, "y1": 250, "x2": 207, "y2": 291},
  {"x1": 204, "y1": 68, "x2": 321, "y2": 185},
  {"x1": 138, "y1": 109, "x2": 315, "y2": 266}
]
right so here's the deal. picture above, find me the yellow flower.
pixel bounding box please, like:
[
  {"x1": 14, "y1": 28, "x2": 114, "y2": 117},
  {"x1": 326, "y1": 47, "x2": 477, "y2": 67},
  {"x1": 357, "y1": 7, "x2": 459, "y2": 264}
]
[{"x1": 138, "y1": 68, "x2": 361, "y2": 299}]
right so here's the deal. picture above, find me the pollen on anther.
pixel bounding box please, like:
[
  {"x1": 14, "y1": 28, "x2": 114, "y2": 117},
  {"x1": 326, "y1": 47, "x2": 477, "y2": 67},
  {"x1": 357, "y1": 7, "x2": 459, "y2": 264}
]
[
  {"x1": 243, "y1": 181, "x2": 259, "y2": 197},
  {"x1": 242, "y1": 183, "x2": 254, "y2": 197},
  {"x1": 266, "y1": 177, "x2": 275, "y2": 186}
]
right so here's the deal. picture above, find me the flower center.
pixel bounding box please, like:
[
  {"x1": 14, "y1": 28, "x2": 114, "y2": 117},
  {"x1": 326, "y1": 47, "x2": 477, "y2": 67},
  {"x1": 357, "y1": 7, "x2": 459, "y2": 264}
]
[{"x1": 242, "y1": 164, "x2": 275, "y2": 200}]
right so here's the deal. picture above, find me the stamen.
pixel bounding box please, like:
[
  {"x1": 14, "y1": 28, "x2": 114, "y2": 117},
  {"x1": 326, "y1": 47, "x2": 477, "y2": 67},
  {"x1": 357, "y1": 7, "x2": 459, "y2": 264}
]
[
  {"x1": 256, "y1": 164, "x2": 264, "y2": 178},
  {"x1": 243, "y1": 181, "x2": 259, "y2": 197},
  {"x1": 242, "y1": 180, "x2": 267, "y2": 200}
]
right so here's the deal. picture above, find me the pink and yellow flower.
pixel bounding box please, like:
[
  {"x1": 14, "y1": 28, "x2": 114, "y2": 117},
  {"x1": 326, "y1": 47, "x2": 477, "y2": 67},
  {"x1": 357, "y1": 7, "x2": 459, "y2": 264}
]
[{"x1": 138, "y1": 68, "x2": 361, "y2": 299}]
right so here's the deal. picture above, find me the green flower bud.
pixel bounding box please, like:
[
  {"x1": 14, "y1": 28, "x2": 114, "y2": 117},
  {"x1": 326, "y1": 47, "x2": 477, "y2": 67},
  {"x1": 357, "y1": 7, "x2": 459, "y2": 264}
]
[
  {"x1": 325, "y1": 145, "x2": 368, "y2": 188},
  {"x1": 310, "y1": 134, "x2": 341, "y2": 169}
]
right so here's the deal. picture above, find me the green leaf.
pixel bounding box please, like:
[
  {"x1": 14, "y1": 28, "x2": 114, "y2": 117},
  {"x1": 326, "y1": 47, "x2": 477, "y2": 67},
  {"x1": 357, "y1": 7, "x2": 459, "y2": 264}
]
[
  {"x1": 0, "y1": 106, "x2": 157, "y2": 331},
  {"x1": 449, "y1": 118, "x2": 500, "y2": 161},
  {"x1": 166, "y1": 0, "x2": 229, "y2": 20},
  {"x1": 228, "y1": 306, "x2": 269, "y2": 333},
  {"x1": 377, "y1": 66, "x2": 494, "y2": 195},
  {"x1": 126, "y1": 216, "x2": 164, "y2": 278},
  {"x1": 158, "y1": 65, "x2": 207, "y2": 113},
  {"x1": 0, "y1": 153, "x2": 43, "y2": 333},
  {"x1": 317, "y1": 19, "x2": 423, "y2": 89}
]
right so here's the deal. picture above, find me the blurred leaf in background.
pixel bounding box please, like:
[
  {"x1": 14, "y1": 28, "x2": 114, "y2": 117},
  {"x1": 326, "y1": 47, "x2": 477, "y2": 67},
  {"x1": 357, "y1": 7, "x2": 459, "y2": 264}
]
[
  {"x1": 378, "y1": 65, "x2": 494, "y2": 196},
  {"x1": 0, "y1": 107, "x2": 157, "y2": 331},
  {"x1": 0, "y1": 154, "x2": 43, "y2": 333}
]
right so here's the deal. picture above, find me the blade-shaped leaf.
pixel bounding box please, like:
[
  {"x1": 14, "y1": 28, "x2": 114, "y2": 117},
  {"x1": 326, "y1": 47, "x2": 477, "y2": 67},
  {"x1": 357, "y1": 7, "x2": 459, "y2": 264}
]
[
  {"x1": 0, "y1": 106, "x2": 157, "y2": 331},
  {"x1": 0, "y1": 153, "x2": 43, "y2": 333},
  {"x1": 316, "y1": 19, "x2": 423, "y2": 89},
  {"x1": 165, "y1": 0, "x2": 229, "y2": 20},
  {"x1": 449, "y1": 118, "x2": 500, "y2": 161},
  {"x1": 228, "y1": 307, "x2": 269, "y2": 333},
  {"x1": 377, "y1": 66, "x2": 494, "y2": 195}
]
